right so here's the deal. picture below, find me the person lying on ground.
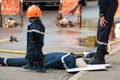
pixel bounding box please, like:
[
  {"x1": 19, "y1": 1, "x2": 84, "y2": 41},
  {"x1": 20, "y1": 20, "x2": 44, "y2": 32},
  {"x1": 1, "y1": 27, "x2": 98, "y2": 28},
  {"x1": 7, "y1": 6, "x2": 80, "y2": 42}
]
[{"x1": 0, "y1": 52, "x2": 76, "y2": 70}]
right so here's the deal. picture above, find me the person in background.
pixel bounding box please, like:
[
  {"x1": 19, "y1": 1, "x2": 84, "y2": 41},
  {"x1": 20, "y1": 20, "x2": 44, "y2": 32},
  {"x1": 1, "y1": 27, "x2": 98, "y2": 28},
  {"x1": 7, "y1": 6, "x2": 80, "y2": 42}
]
[
  {"x1": 69, "y1": 0, "x2": 85, "y2": 15},
  {"x1": 22, "y1": 5, "x2": 46, "y2": 72},
  {"x1": 69, "y1": 0, "x2": 118, "y2": 64}
]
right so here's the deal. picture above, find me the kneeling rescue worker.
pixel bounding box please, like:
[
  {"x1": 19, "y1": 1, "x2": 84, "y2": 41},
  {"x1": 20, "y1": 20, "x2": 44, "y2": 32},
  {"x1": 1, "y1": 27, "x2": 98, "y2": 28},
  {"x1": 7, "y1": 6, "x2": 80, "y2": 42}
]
[{"x1": 23, "y1": 5, "x2": 46, "y2": 73}]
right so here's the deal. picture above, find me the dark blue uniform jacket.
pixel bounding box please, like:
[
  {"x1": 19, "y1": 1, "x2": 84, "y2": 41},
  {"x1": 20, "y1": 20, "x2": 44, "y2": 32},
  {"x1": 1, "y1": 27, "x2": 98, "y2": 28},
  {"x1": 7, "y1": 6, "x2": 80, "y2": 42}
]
[{"x1": 26, "y1": 19, "x2": 45, "y2": 61}]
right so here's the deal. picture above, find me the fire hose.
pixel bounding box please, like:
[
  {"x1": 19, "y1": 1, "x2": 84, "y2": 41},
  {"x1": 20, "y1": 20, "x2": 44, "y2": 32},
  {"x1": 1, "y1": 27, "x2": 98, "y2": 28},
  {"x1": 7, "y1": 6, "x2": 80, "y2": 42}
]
[{"x1": 0, "y1": 37, "x2": 120, "y2": 54}]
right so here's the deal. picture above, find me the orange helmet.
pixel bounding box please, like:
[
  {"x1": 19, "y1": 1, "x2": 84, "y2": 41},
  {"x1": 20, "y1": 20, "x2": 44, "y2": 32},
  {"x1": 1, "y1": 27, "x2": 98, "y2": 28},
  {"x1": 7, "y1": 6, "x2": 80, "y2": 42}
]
[{"x1": 26, "y1": 5, "x2": 42, "y2": 17}]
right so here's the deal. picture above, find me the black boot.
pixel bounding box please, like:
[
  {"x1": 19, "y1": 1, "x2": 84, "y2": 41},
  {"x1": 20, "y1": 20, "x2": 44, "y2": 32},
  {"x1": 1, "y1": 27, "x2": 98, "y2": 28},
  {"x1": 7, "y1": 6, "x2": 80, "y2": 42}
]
[
  {"x1": 35, "y1": 61, "x2": 46, "y2": 73},
  {"x1": 0, "y1": 57, "x2": 4, "y2": 65},
  {"x1": 22, "y1": 63, "x2": 35, "y2": 70},
  {"x1": 89, "y1": 45, "x2": 107, "y2": 64},
  {"x1": 35, "y1": 66, "x2": 46, "y2": 73},
  {"x1": 94, "y1": 41, "x2": 109, "y2": 55}
]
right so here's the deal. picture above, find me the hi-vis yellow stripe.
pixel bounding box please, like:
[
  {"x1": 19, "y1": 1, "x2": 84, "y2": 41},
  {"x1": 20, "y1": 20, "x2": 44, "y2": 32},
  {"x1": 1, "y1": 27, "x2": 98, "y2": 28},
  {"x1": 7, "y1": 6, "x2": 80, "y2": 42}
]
[{"x1": 27, "y1": 29, "x2": 45, "y2": 35}]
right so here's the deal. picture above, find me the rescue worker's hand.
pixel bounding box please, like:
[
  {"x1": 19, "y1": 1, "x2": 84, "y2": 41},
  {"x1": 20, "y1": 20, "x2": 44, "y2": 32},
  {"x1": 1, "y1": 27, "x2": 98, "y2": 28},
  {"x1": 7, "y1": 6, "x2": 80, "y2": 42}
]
[
  {"x1": 69, "y1": 8, "x2": 76, "y2": 15},
  {"x1": 99, "y1": 16, "x2": 108, "y2": 27},
  {"x1": 68, "y1": 4, "x2": 80, "y2": 15}
]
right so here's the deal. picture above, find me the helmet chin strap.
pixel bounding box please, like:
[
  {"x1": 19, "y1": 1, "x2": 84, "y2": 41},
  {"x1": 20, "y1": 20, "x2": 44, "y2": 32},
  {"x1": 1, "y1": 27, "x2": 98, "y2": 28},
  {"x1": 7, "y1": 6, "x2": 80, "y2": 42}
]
[
  {"x1": 29, "y1": 18, "x2": 33, "y2": 22},
  {"x1": 29, "y1": 17, "x2": 39, "y2": 22}
]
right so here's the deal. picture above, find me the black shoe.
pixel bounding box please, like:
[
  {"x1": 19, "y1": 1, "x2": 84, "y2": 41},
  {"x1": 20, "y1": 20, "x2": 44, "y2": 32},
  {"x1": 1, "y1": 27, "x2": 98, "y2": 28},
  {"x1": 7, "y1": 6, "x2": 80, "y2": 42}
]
[
  {"x1": 89, "y1": 58, "x2": 105, "y2": 64},
  {"x1": 36, "y1": 66, "x2": 46, "y2": 73},
  {"x1": 10, "y1": 36, "x2": 18, "y2": 42},
  {"x1": 83, "y1": 50, "x2": 108, "y2": 64},
  {"x1": 89, "y1": 45, "x2": 106, "y2": 64},
  {"x1": 22, "y1": 64, "x2": 35, "y2": 70},
  {"x1": 89, "y1": 51, "x2": 105, "y2": 64}
]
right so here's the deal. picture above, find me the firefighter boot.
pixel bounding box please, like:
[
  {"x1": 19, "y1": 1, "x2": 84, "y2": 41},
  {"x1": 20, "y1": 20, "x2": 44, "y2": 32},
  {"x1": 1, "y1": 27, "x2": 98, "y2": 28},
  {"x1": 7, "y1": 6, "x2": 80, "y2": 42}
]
[
  {"x1": 35, "y1": 65, "x2": 46, "y2": 73},
  {"x1": 93, "y1": 41, "x2": 109, "y2": 55},
  {"x1": 22, "y1": 63, "x2": 35, "y2": 70},
  {"x1": 35, "y1": 61, "x2": 46, "y2": 73},
  {"x1": 89, "y1": 45, "x2": 107, "y2": 64},
  {"x1": 36, "y1": 66, "x2": 46, "y2": 73}
]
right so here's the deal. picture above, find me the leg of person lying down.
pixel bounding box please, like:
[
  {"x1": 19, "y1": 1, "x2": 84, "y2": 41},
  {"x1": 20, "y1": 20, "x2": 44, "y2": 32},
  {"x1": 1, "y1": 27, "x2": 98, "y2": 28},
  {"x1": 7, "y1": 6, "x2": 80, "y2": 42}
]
[
  {"x1": 0, "y1": 52, "x2": 76, "y2": 69},
  {"x1": 0, "y1": 57, "x2": 28, "y2": 67}
]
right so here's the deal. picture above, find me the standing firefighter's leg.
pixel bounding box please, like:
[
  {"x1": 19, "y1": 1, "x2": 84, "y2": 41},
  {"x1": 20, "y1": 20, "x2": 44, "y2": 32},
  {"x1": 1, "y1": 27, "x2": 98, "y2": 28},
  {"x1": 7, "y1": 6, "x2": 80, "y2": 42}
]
[
  {"x1": 35, "y1": 52, "x2": 46, "y2": 73},
  {"x1": 89, "y1": 44, "x2": 108, "y2": 64}
]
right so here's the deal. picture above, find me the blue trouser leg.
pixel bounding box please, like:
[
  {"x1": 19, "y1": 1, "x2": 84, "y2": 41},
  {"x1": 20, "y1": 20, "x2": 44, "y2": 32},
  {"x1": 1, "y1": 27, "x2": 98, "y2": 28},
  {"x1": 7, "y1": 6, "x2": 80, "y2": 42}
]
[
  {"x1": 3, "y1": 58, "x2": 28, "y2": 67},
  {"x1": 0, "y1": 52, "x2": 61, "y2": 67},
  {"x1": 1, "y1": 57, "x2": 60, "y2": 68},
  {"x1": 1, "y1": 52, "x2": 63, "y2": 68},
  {"x1": 97, "y1": 0, "x2": 118, "y2": 43}
]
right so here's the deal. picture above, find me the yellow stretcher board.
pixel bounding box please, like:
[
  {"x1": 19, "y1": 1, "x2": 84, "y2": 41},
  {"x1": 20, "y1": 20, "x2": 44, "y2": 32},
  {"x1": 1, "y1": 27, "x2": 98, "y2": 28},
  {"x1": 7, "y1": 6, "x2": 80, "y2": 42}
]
[
  {"x1": 1, "y1": 0, "x2": 20, "y2": 15},
  {"x1": 61, "y1": 0, "x2": 80, "y2": 15},
  {"x1": 115, "y1": 0, "x2": 120, "y2": 17}
]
